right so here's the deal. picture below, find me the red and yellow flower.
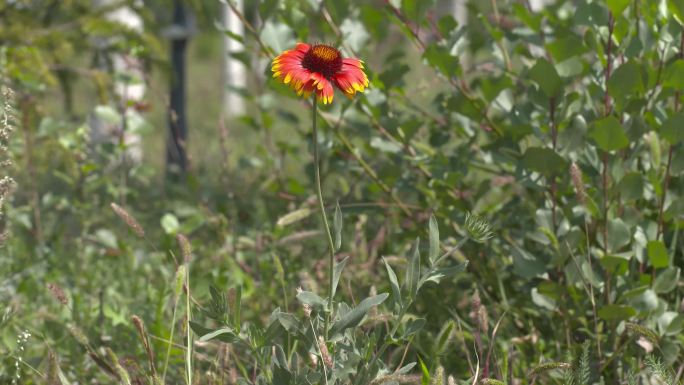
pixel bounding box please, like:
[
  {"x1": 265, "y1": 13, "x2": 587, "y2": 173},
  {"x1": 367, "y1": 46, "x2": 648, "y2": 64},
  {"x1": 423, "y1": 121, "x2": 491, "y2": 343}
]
[{"x1": 272, "y1": 43, "x2": 369, "y2": 105}]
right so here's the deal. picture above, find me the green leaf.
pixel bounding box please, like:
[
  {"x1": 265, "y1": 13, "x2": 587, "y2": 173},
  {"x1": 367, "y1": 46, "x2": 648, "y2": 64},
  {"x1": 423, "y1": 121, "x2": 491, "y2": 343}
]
[
  {"x1": 669, "y1": 0, "x2": 684, "y2": 24},
  {"x1": 189, "y1": 321, "x2": 213, "y2": 338},
  {"x1": 529, "y1": 58, "x2": 563, "y2": 97},
  {"x1": 296, "y1": 291, "x2": 327, "y2": 309},
  {"x1": 370, "y1": 137, "x2": 402, "y2": 153},
  {"x1": 653, "y1": 267, "x2": 680, "y2": 293},
  {"x1": 428, "y1": 215, "x2": 439, "y2": 264},
  {"x1": 435, "y1": 320, "x2": 455, "y2": 354},
  {"x1": 404, "y1": 318, "x2": 426, "y2": 338},
  {"x1": 511, "y1": 244, "x2": 546, "y2": 278},
  {"x1": 600, "y1": 254, "x2": 630, "y2": 275},
  {"x1": 422, "y1": 43, "x2": 459, "y2": 78},
  {"x1": 647, "y1": 240, "x2": 669, "y2": 268},
  {"x1": 198, "y1": 328, "x2": 240, "y2": 343},
  {"x1": 618, "y1": 172, "x2": 644, "y2": 201},
  {"x1": 261, "y1": 320, "x2": 286, "y2": 347},
  {"x1": 589, "y1": 116, "x2": 629, "y2": 152},
  {"x1": 531, "y1": 287, "x2": 557, "y2": 310},
  {"x1": 598, "y1": 305, "x2": 636, "y2": 321},
  {"x1": 259, "y1": 21, "x2": 294, "y2": 54},
  {"x1": 522, "y1": 147, "x2": 567, "y2": 177},
  {"x1": 665, "y1": 314, "x2": 684, "y2": 336},
  {"x1": 663, "y1": 61, "x2": 684, "y2": 90},
  {"x1": 340, "y1": 18, "x2": 370, "y2": 53},
  {"x1": 405, "y1": 238, "x2": 421, "y2": 299},
  {"x1": 512, "y1": 3, "x2": 542, "y2": 31},
  {"x1": 274, "y1": 311, "x2": 301, "y2": 334},
  {"x1": 95, "y1": 229, "x2": 118, "y2": 249},
  {"x1": 329, "y1": 293, "x2": 389, "y2": 336},
  {"x1": 401, "y1": 0, "x2": 436, "y2": 21},
  {"x1": 233, "y1": 286, "x2": 242, "y2": 332},
  {"x1": 437, "y1": 15, "x2": 457, "y2": 36},
  {"x1": 660, "y1": 112, "x2": 684, "y2": 145},
  {"x1": 420, "y1": 262, "x2": 469, "y2": 286},
  {"x1": 648, "y1": 131, "x2": 662, "y2": 169},
  {"x1": 383, "y1": 257, "x2": 402, "y2": 309},
  {"x1": 418, "y1": 356, "x2": 430, "y2": 385},
  {"x1": 606, "y1": 218, "x2": 631, "y2": 252},
  {"x1": 161, "y1": 213, "x2": 179, "y2": 235},
  {"x1": 332, "y1": 256, "x2": 349, "y2": 298},
  {"x1": 546, "y1": 35, "x2": 588, "y2": 63},
  {"x1": 608, "y1": 61, "x2": 644, "y2": 107},
  {"x1": 631, "y1": 289, "x2": 659, "y2": 312},
  {"x1": 606, "y1": 0, "x2": 631, "y2": 15},
  {"x1": 333, "y1": 201, "x2": 342, "y2": 251}
]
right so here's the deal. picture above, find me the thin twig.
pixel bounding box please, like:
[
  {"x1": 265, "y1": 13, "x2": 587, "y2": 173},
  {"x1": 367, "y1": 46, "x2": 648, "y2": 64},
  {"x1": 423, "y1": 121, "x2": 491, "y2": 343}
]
[{"x1": 657, "y1": 31, "x2": 684, "y2": 240}]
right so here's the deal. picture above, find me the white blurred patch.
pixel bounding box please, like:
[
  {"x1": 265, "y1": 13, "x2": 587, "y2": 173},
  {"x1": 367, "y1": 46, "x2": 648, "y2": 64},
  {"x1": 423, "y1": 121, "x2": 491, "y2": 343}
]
[
  {"x1": 529, "y1": 0, "x2": 554, "y2": 12},
  {"x1": 636, "y1": 336, "x2": 654, "y2": 353},
  {"x1": 89, "y1": 1, "x2": 147, "y2": 164}
]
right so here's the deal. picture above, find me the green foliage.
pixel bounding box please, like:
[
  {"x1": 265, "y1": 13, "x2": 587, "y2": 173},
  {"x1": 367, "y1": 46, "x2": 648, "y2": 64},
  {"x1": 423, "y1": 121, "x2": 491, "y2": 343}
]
[{"x1": 3, "y1": 0, "x2": 684, "y2": 384}]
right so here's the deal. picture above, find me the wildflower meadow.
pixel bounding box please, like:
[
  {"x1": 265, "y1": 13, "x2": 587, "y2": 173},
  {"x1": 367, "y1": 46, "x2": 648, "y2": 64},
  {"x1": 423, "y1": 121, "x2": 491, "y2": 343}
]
[{"x1": 3, "y1": 0, "x2": 684, "y2": 384}]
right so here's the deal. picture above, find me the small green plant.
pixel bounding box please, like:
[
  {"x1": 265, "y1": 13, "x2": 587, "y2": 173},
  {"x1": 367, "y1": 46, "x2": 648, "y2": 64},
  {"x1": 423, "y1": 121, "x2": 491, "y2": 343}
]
[{"x1": 190, "y1": 211, "x2": 472, "y2": 384}]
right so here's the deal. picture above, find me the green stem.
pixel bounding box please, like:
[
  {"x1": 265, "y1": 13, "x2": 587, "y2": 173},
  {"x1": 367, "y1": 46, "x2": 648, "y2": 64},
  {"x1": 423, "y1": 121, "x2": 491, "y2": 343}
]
[
  {"x1": 185, "y1": 263, "x2": 192, "y2": 385},
  {"x1": 162, "y1": 294, "x2": 180, "y2": 383},
  {"x1": 312, "y1": 98, "x2": 336, "y2": 338}
]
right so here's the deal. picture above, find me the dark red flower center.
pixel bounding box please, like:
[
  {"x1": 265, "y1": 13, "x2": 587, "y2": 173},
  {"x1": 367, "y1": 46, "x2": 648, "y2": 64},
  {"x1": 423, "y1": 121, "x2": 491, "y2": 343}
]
[{"x1": 302, "y1": 44, "x2": 342, "y2": 79}]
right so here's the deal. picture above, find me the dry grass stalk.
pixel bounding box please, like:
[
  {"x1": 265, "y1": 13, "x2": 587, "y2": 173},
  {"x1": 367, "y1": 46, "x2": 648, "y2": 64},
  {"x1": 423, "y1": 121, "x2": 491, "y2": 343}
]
[
  {"x1": 47, "y1": 350, "x2": 63, "y2": 385},
  {"x1": 528, "y1": 361, "x2": 571, "y2": 376},
  {"x1": 570, "y1": 162, "x2": 586, "y2": 205},
  {"x1": 296, "y1": 287, "x2": 312, "y2": 318},
  {"x1": 317, "y1": 336, "x2": 333, "y2": 369},
  {"x1": 176, "y1": 233, "x2": 192, "y2": 262},
  {"x1": 131, "y1": 315, "x2": 157, "y2": 378},
  {"x1": 369, "y1": 374, "x2": 421, "y2": 384},
  {"x1": 47, "y1": 283, "x2": 68, "y2": 305},
  {"x1": 110, "y1": 203, "x2": 145, "y2": 237}
]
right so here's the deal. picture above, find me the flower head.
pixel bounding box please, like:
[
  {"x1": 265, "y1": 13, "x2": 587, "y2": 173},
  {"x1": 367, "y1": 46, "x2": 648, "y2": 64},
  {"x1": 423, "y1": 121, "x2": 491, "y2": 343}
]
[
  {"x1": 272, "y1": 43, "x2": 369, "y2": 105},
  {"x1": 464, "y1": 212, "x2": 494, "y2": 243}
]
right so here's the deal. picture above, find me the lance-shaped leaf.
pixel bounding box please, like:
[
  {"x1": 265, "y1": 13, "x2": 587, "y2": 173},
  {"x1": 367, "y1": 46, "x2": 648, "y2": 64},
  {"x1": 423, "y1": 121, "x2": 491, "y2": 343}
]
[
  {"x1": 405, "y1": 238, "x2": 421, "y2": 299},
  {"x1": 333, "y1": 201, "x2": 343, "y2": 251},
  {"x1": 332, "y1": 256, "x2": 349, "y2": 298},
  {"x1": 296, "y1": 291, "x2": 327, "y2": 310},
  {"x1": 329, "y1": 293, "x2": 389, "y2": 336},
  {"x1": 428, "y1": 215, "x2": 439, "y2": 264},
  {"x1": 383, "y1": 257, "x2": 402, "y2": 309},
  {"x1": 198, "y1": 327, "x2": 240, "y2": 343}
]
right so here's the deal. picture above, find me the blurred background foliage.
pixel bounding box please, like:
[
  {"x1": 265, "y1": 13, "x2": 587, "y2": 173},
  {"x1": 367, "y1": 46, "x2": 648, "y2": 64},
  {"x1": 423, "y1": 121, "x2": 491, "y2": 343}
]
[{"x1": 3, "y1": 0, "x2": 684, "y2": 383}]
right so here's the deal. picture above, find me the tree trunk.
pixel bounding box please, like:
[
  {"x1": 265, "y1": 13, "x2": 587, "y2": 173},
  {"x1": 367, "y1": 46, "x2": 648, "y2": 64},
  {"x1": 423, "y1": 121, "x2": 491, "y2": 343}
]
[
  {"x1": 167, "y1": 0, "x2": 189, "y2": 175},
  {"x1": 223, "y1": 0, "x2": 246, "y2": 116}
]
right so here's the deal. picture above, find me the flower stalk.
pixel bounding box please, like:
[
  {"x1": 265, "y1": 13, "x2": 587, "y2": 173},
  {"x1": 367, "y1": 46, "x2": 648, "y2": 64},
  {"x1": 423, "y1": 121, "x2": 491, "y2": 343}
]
[{"x1": 311, "y1": 98, "x2": 337, "y2": 337}]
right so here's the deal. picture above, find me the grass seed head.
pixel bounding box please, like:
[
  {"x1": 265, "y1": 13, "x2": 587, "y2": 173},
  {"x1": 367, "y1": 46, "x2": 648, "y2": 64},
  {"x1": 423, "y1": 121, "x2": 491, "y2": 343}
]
[
  {"x1": 570, "y1": 162, "x2": 586, "y2": 205},
  {"x1": 110, "y1": 203, "x2": 145, "y2": 237},
  {"x1": 176, "y1": 234, "x2": 192, "y2": 262},
  {"x1": 47, "y1": 283, "x2": 68, "y2": 306},
  {"x1": 317, "y1": 336, "x2": 333, "y2": 369}
]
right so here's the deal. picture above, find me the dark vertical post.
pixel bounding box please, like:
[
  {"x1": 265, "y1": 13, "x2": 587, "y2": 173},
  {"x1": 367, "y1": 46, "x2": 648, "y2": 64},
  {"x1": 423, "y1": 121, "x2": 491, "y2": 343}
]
[{"x1": 167, "y1": 0, "x2": 189, "y2": 175}]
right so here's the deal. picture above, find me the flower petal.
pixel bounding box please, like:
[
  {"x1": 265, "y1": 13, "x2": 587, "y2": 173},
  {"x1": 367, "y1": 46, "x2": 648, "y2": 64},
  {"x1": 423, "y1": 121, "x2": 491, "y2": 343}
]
[
  {"x1": 272, "y1": 44, "x2": 319, "y2": 98},
  {"x1": 311, "y1": 75, "x2": 334, "y2": 104},
  {"x1": 333, "y1": 59, "x2": 369, "y2": 98}
]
